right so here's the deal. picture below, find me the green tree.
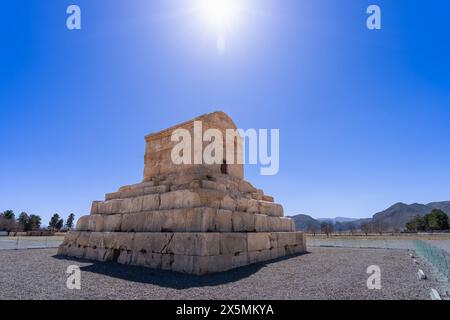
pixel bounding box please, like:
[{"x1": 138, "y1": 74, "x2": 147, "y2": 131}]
[
  {"x1": 406, "y1": 215, "x2": 426, "y2": 232},
  {"x1": 56, "y1": 218, "x2": 64, "y2": 230},
  {"x1": 2, "y1": 210, "x2": 15, "y2": 220},
  {"x1": 17, "y1": 212, "x2": 30, "y2": 231},
  {"x1": 49, "y1": 213, "x2": 63, "y2": 231},
  {"x1": 28, "y1": 215, "x2": 41, "y2": 231},
  {"x1": 426, "y1": 209, "x2": 449, "y2": 231},
  {"x1": 65, "y1": 213, "x2": 75, "y2": 230}
]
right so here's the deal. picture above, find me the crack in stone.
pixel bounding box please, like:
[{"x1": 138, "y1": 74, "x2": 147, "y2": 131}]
[{"x1": 161, "y1": 233, "x2": 174, "y2": 254}]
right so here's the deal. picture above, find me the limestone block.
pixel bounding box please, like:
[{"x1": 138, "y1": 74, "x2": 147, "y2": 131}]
[
  {"x1": 280, "y1": 217, "x2": 294, "y2": 232},
  {"x1": 213, "y1": 209, "x2": 232, "y2": 232},
  {"x1": 142, "y1": 194, "x2": 160, "y2": 211},
  {"x1": 160, "y1": 190, "x2": 201, "y2": 210},
  {"x1": 142, "y1": 252, "x2": 162, "y2": 269},
  {"x1": 76, "y1": 216, "x2": 90, "y2": 231},
  {"x1": 141, "y1": 233, "x2": 174, "y2": 254},
  {"x1": 105, "y1": 192, "x2": 120, "y2": 201},
  {"x1": 160, "y1": 209, "x2": 187, "y2": 232},
  {"x1": 64, "y1": 231, "x2": 80, "y2": 245},
  {"x1": 262, "y1": 195, "x2": 274, "y2": 202},
  {"x1": 131, "y1": 251, "x2": 160, "y2": 267},
  {"x1": 220, "y1": 195, "x2": 237, "y2": 211},
  {"x1": 196, "y1": 189, "x2": 225, "y2": 209},
  {"x1": 246, "y1": 199, "x2": 259, "y2": 213},
  {"x1": 117, "y1": 250, "x2": 133, "y2": 265},
  {"x1": 161, "y1": 253, "x2": 175, "y2": 271},
  {"x1": 232, "y1": 212, "x2": 255, "y2": 232},
  {"x1": 202, "y1": 180, "x2": 227, "y2": 192},
  {"x1": 142, "y1": 211, "x2": 163, "y2": 232},
  {"x1": 285, "y1": 244, "x2": 300, "y2": 255},
  {"x1": 186, "y1": 208, "x2": 215, "y2": 232},
  {"x1": 277, "y1": 232, "x2": 297, "y2": 247},
  {"x1": 85, "y1": 247, "x2": 101, "y2": 260},
  {"x1": 231, "y1": 252, "x2": 248, "y2": 268},
  {"x1": 251, "y1": 193, "x2": 263, "y2": 201},
  {"x1": 289, "y1": 219, "x2": 296, "y2": 232},
  {"x1": 115, "y1": 233, "x2": 135, "y2": 250},
  {"x1": 268, "y1": 233, "x2": 278, "y2": 249},
  {"x1": 254, "y1": 214, "x2": 268, "y2": 232},
  {"x1": 207, "y1": 254, "x2": 233, "y2": 273},
  {"x1": 103, "y1": 232, "x2": 119, "y2": 249},
  {"x1": 192, "y1": 256, "x2": 209, "y2": 275},
  {"x1": 269, "y1": 247, "x2": 286, "y2": 260},
  {"x1": 103, "y1": 214, "x2": 122, "y2": 232},
  {"x1": 99, "y1": 199, "x2": 123, "y2": 215},
  {"x1": 90, "y1": 201, "x2": 100, "y2": 215},
  {"x1": 76, "y1": 232, "x2": 91, "y2": 247},
  {"x1": 220, "y1": 233, "x2": 247, "y2": 255},
  {"x1": 259, "y1": 202, "x2": 283, "y2": 217},
  {"x1": 172, "y1": 255, "x2": 195, "y2": 274},
  {"x1": 248, "y1": 249, "x2": 271, "y2": 264},
  {"x1": 88, "y1": 232, "x2": 105, "y2": 248},
  {"x1": 195, "y1": 233, "x2": 220, "y2": 256},
  {"x1": 295, "y1": 232, "x2": 306, "y2": 251},
  {"x1": 144, "y1": 185, "x2": 170, "y2": 194},
  {"x1": 120, "y1": 197, "x2": 143, "y2": 214},
  {"x1": 267, "y1": 216, "x2": 282, "y2": 232},
  {"x1": 247, "y1": 233, "x2": 270, "y2": 251},
  {"x1": 238, "y1": 180, "x2": 256, "y2": 193},
  {"x1": 119, "y1": 188, "x2": 145, "y2": 199},
  {"x1": 172, "y1": 233, "x2": 220, "y2": 256},
  {"x1": 86, "y1": 215, "x2": 100, "y2": 231},
  {"x1": 121, "y1": 213, "x2": 143, "y2": 232}
]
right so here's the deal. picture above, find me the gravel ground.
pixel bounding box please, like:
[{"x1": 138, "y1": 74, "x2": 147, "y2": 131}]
[{"x1": 0, "y1": 247, "x2": 447, "y2": 300}]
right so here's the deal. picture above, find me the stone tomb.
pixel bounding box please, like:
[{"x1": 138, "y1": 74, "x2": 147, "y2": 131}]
[{"x1": 58, "y1": 111, "x2": 306, "y2": 274}]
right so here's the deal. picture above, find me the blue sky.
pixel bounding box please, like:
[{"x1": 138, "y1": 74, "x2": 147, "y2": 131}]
[{"x1": 1, "y1": 0, "x2": 450, "y2": 225}]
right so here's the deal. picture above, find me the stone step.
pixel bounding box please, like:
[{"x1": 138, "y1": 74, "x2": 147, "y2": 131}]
[
  {"x1": 94, "y1": 189, "x2": 283, "y2": 217},
  {"x1": 77, "y1": 208, "x2": 295, "y2": 233},
  {"x1": 58, "y1": 231, "x2": 306, "y2": 275}
]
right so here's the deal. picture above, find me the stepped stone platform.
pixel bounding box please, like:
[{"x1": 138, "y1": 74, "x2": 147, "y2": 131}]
[{"x1": 58, "y1": 111, "x2": 306, "y2": 275}]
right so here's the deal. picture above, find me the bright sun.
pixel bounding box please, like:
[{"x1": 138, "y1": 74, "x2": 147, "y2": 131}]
[{"x1": 197, "y1": 0, "x2": 240, "y2": 32}]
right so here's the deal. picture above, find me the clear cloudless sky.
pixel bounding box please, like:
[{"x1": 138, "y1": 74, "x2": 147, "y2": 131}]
[{"x1": 1, "y1": 0, "x2": 450, "y2": 225}]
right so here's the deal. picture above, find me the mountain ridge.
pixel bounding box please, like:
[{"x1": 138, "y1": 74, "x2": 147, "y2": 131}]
[{"x1": 290, "y1": 201, "x2": 450, "y2": 231}]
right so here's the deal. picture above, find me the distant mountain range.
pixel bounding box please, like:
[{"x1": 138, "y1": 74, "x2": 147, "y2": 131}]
[
  {"x1": 317, "y1": 217, "x2": 358, "y2": 223},
  {"x1": 290, "y1": 201, "x2": 450, "y2": 232}
]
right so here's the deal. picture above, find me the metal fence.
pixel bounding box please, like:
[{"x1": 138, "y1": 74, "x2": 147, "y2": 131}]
[
  {"x1": 414, "y1": 240, "x2": 450, "y2": 281},
  {"x1": 0, "y1": 236, "x2": 64, "y2": 250},
  {"x1": 307, "y1": 238, "x2": 415, "y2": 250},
  {"x1": 307, "y1": 237, "x2": 450, "y2": 282}
]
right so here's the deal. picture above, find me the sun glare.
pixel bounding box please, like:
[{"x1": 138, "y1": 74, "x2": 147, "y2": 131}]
[{"x1": 197, "y1": 0, "x2": 240, "y2": 31}]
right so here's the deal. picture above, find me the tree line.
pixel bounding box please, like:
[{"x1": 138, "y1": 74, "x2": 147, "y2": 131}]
[
  {"x1": 0, "y1": 210, "x2": 75, "y2": 232},
  {"x1": 405, "y1": 209, "x2": 449, "y2": 232}
]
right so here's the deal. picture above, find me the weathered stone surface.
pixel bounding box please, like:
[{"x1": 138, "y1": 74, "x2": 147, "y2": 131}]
[
  {"x1": 160, "y1": 190, "x2": 201, "y2": 210},
  {"x1": 213, "y1": 209, "x2": 232, "y2": 232},
  {"x1": 90, "y1": 201, "x2": 100, "y2": 215},
  {"x1": 232, "y1": 212, "x2": 255, "y2": 232},
  {"x1": 76, "y1": 216, "x2": 90, "y2": 231},
  {"x1": 267, "y1": 216, "x2": 282, "y2": 232},
  {"x1": 104, "y1": 214, "x2": 122, "y2": 232},
  {"x1": 259, "y1": 201, "x2": 283, "y2": 217},
  {"x1": 247, "y1": 233, "x2": 270, "y2": 251},
  {"x1": 142, "y1": 194, "x2": 160, "y2": 211},
  {"x1": 185, "y1": 208, "x2": 215, "y2": 232},
  {"x1": 254, "y1": 214, "x2": 268, "y2": 232},
  {"x1": 220, "y1": 233, "x2": 247, "y2": 255}
]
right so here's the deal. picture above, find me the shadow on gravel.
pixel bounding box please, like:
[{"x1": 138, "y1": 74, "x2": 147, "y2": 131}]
[{"x1": 53, "y1": 252, "x2": 309, "y2": 289}]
